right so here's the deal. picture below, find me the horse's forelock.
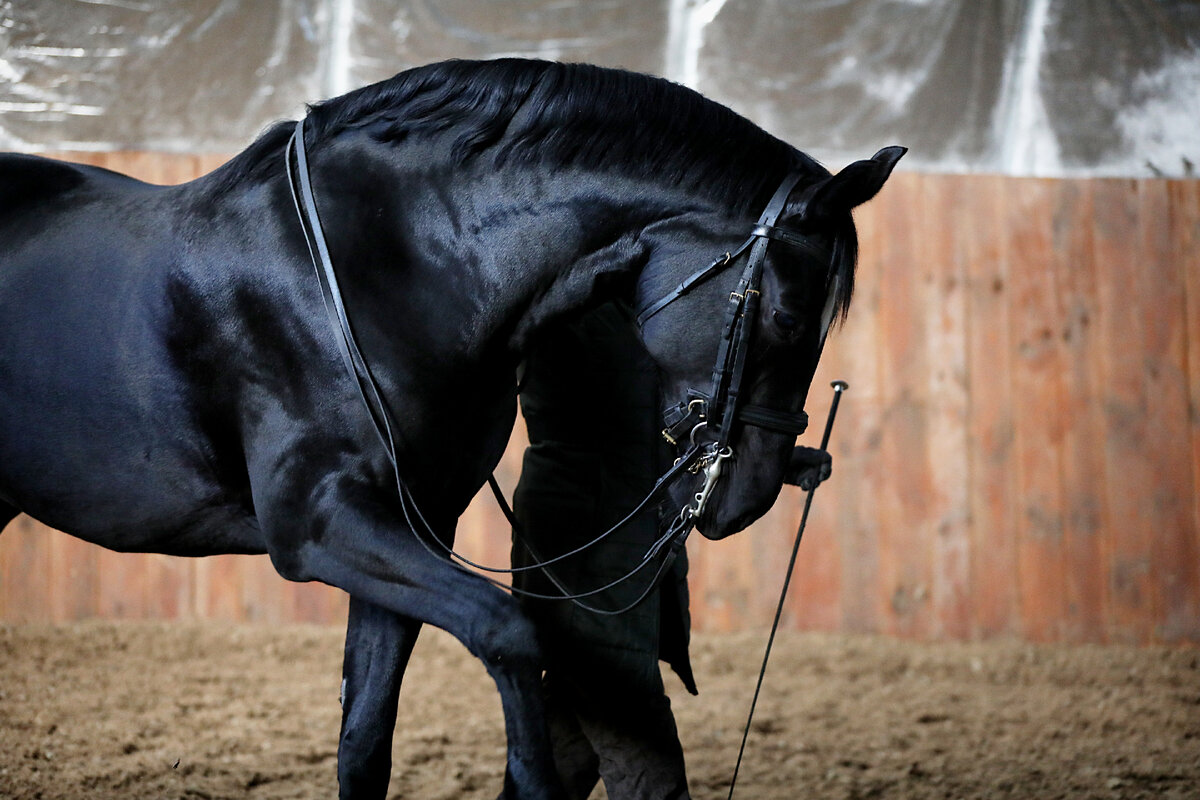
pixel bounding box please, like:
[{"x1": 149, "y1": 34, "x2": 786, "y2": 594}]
[{"x1": 831, "y1": 219, "x2": 858, "y2": 326}]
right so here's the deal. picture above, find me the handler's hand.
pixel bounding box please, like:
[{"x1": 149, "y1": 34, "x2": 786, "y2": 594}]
[{"x1": 783, "y1": 446, "x2": 832, "y2": 490}]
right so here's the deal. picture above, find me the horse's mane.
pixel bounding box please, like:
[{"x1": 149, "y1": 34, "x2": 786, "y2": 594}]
[
  {"x1": 216, "y1": 59, "x2": 857, "y2": 322},
  {"x1": 310, "y1": 59, "x2": 828, "y2": 216}
]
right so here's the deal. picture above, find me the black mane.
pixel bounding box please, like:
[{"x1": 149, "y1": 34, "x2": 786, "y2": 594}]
[
  {"x1": 307, "y1": 59, "x2": 856, "y2": 321},
  {"x1": 308, "y1": 59, "x2": 826, "y2": 218}
]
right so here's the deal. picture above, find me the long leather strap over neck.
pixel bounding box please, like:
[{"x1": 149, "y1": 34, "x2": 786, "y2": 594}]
[{"x1": 287, "y1": 118, "x2": 397, "y2": 464}]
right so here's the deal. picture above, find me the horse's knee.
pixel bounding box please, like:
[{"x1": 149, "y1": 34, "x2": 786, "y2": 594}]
[{"x1": 465, "y1": 604, "x2": 543, "y2": 671}]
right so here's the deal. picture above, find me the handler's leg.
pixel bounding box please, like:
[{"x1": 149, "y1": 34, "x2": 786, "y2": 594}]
[
  {"x1": 572, "y1": 674, "x2": 690, "y2": 800},
  {"x1": 0, "y1": 503, "x2": 17, "y2": 531},
  {"x1": 541, "y1": 675, "x2": 601, "y2": 800},
  {"x1": 338, "y1": 596, "x2": 422, "y2": 800}
]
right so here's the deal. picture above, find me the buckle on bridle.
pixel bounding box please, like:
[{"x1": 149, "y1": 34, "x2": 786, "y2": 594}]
[{"x1": 662, "y1": 396, "x2": 708, "y2": 445}]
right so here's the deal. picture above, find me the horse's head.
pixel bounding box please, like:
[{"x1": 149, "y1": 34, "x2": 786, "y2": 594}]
[{"x1": 638, "y1": 146, "x2": 905, "y2": 540}]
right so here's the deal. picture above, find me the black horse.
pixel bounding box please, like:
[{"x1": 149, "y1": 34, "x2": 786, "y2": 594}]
[{"x1": 0, "y1": 59, "x2": 902, "y2": 798}]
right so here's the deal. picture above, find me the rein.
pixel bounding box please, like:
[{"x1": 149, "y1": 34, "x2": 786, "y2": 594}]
[{"x1": 285, "y1": 116, "x2": 832, "y2": 613}]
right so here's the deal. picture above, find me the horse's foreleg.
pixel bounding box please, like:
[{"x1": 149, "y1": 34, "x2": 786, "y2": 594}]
[
  {"x1": 281, "y1": 512, "x2": 564, "y2": 800},
  {"x1": 338, "y1": 596, "x2": 421, "y2": 800}
]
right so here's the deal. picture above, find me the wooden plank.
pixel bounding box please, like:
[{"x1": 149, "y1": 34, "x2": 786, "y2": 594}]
[
  {"x1": 874, "y1": 172, "x2": 933, "y2": 638},
  {"x1": 455, "y1": 413, "x2": 526, "y2": 598},
  {"x1": 48, "y1": 535, "x2": 99, "y2": 621},
  {"x1": 922, "y1": 174, "x2": 972, "y2": 640},
  {"x1": 1, "y1": 519, "x2": 17, "y2": 619},
  {"x1": 3, "y1": 156, "x2": 1198, "y2": 643},
  {"x1": 95, "y1": 549, "x2": 148, "y2": 620},
  {"x1": 241, "y1": 554, "x2": 287, "y2": 623},
  {"x1": 1092, "y1": 178, "x2": 1155, "y2": 643},
  {"x1": 1171, "y1": 179, "x2": 1200, "y2": 642},
  {"x1": 157, "y1": 153, "x2": 208, "y2": 186},
  {"x1": 683, "y1": 538, "x2": 711, "y2": 631},
  {"x1": 1173, "y1": 179, "x2": 1200, "y2": 643},
  {"x1": 965, "y1": 174, "x2": 1020, "y2": 639},
  {"x1": 291, "y1": 579, "x2": 347, "y2": 625},
  {"x1": 1007, "y1": 177, "x2": 1068, "y2": 642},
  {"x1": 830, "y1": 191, "x2": 886, "y2": 635},
  {"x1": 0, "y1": 517, "x2": 53, "y2": 622},
  {"x1": 781, "y1": 346, "x2": 847, "y2": 631},
  {"x1": 1054, "y1": 179, "x2": 1111, "y2": 643},
  {"x1": 196, "y1": 152, "x2": 232, "y2": 177},
  {"x1": 694, "y1": 533, "x2": 757, "y2": 633},
  {"x1": 195, "y1": 554, "x2": 247, "y2": 621},
  {"x1": 139, "y1": 551, "x2": 194, "y2": 620},
  {"x1": 1139, "y1": 179, "x2": 1197, "y2": 642}
]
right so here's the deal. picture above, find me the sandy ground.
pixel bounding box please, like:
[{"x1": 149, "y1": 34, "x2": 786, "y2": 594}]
[{"x1": 1, "y1": 622, "x2": 1197, "y2": 800}]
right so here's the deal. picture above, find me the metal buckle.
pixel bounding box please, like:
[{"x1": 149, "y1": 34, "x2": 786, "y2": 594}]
[{"x1": 661, "y1": 397, "x2": 708, "y2": 445}]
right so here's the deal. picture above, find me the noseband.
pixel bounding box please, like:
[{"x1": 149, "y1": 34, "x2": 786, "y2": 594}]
[{"x1": 637, "y1": 170, "x2": 836, "y2": 518}]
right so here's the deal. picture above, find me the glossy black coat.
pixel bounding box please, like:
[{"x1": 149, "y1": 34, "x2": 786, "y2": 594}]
[{"x1": 0, "y1": 59, "x2": 902, "y2": 799}]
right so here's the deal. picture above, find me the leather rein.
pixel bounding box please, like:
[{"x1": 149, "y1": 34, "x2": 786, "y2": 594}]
[{"x1": 285, "y1": 117, "x2": 833, "y2": 613}]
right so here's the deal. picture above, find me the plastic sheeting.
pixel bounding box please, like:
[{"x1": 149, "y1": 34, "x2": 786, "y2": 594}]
[
  {"x1": 347, "y1": 0, "x2": 669, "y2": 93},
  {"x1": 0, "y1": 0, "x2": 323, "y2": 151},
  {"x1": 1, "y1": 0, "x2": 1197, "y2": 176},
  {"x1": 694, "y1": 0, "x2": 1200, "y2": 176}
]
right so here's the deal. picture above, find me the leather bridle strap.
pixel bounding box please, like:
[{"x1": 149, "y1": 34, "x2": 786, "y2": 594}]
[
  {"x1": 634, "y1": 236, "x2": 755, "y2": 326},
  {"x1": 751, "y1": 224, "x2": 831, "y2": 262},
  {"x1": 706, "y1": 170, "x2": 807, "y2": 449},
  {"x1": 738, "y1": 405, "x2": 809, "y2": 435},
  {"x1": 286, "y1": 119, "x2": 397, "y2": 465}
]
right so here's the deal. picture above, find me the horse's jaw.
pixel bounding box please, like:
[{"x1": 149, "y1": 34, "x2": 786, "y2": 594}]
[{"x1": 677, "y1": 453, "x2": 785, "y2": 540}]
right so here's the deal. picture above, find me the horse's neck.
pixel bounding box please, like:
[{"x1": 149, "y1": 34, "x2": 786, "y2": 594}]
[
  {"x1": 286, "y1": 138, "x2": 734, "y2": 362},
  {"x1": 466, "y1": 179, "x2": 755, "y2": 358},
  {"x1": 378, "y1": 168, "x2": 685, "y2": 354}
]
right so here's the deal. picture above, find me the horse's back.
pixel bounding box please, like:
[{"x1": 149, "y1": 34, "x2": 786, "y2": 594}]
[
  {"x1": 0, "y1": 153, "x2": 150, "y2": 220},
  {"x1": 0, "y1": 153, "x2": 163, "y2": 279},
  {"x1": 0, "y1": 154, "x2": 170, "y2": 340}
]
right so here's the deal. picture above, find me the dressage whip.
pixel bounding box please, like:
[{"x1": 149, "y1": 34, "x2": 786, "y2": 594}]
[{"x1": 727, "y1": 379, "x2": 848, "y2": 800}]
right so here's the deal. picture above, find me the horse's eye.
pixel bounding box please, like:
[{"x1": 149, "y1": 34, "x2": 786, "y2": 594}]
[{"x1": 773, "y1": 309, "x2": 799, "y2": 331}]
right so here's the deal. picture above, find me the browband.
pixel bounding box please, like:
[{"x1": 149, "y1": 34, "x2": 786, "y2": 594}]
[
  {"x1": 635, "y1": 218, "x2": 829, "y2": 326},
  {"x1": 751, "y1": 224, "x2": 831, "y2": 263}
]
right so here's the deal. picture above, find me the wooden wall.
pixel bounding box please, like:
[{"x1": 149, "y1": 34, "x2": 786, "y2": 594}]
[{"x1": 1, "y1": 153, "x2": 1197, "y2": 644}]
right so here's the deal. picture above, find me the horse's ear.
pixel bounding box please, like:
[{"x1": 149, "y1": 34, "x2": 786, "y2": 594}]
[{"x1": 797, "y1": 146, "x2": 906, "y2": 219}]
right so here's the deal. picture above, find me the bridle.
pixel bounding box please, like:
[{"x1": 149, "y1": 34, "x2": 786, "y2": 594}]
[
  {"x1": 637, "y1": 169, "x2": 839, "y2": 520},
  {"x1": 284, "y1": 117, "x2": 838, "y2": 612}
]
